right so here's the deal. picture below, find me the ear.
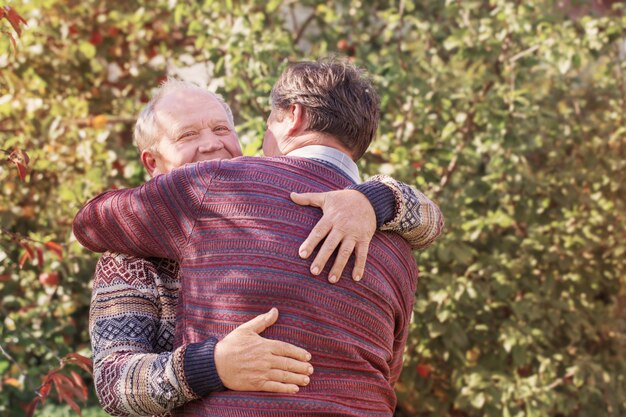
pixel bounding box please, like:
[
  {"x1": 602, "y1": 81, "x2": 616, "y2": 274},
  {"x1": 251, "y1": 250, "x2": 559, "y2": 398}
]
[
  {"x1": 141, "y1": 149, "x2": 158, "y2": 177},
  {"x1": 286, "y1": 104, "x2": 305, "y2": 136}
]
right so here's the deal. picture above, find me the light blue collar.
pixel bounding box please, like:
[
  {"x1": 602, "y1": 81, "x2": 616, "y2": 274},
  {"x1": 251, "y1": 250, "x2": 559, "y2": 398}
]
[{"x1": 286, "y1": 145, "x2": 361, "y2": 184}]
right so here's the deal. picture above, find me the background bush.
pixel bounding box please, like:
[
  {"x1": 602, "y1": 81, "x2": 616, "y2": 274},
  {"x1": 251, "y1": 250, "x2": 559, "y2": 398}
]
[{"x1": 1, "y1": 1, "x2": 625, "y2": 416}]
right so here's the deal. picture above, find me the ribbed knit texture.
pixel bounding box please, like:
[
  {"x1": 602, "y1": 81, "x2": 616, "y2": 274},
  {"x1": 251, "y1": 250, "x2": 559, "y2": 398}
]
[
  {"x1": 184, "y1": 337, "x2": 224, "y2": 396},
  {"x1": 85, "y1": 174, "x2": 441, "y2": 416},
  {"x1": 74, "y1": 156, "x2": 420, "y2": 417}
]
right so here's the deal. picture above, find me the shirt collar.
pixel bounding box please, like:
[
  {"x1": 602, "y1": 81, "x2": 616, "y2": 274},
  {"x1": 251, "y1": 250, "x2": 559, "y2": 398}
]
[{"x1": 286, "y1": 145, "x2": 361, "y2": 184}]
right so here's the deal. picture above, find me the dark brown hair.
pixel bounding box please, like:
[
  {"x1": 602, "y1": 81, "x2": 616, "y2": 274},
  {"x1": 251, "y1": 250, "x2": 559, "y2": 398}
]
[{"x1": 270, "y1": 59, "x2": 380, "y2": 160}]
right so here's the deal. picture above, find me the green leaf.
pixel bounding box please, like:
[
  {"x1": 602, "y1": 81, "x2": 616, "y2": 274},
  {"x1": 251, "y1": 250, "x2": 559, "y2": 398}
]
[{"x1": 78, "y1": 41, "x2": 96, "y2": 59}]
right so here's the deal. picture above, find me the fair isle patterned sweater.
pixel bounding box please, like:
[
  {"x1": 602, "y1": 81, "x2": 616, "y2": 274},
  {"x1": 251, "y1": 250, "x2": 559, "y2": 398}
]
[{"x1": 84, "y1": 158, "x2": 444, "y2": 416}]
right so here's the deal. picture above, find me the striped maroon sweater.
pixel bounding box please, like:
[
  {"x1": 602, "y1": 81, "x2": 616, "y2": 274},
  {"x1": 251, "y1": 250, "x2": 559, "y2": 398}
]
[{"x1": 74, "y1": 156, "x2": 419, "y2": 417}]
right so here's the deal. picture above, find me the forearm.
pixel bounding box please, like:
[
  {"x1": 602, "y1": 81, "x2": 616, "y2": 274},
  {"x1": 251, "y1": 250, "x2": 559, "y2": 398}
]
[
  {"x1": 354, "y1": 175, "x2": 444, "y2": 249},
  {"x1": 89, "y1": 253, "x2": 213, "y2": 415},
  {"x1": 73, "y1": 190, "x2": 167, "y2": 258},
  {"x1": 94, "y1": 348, "x2": 200, "y2": 417},
  {"x1": 73, "y1": 162, "x2": 216, "y2": 258}
]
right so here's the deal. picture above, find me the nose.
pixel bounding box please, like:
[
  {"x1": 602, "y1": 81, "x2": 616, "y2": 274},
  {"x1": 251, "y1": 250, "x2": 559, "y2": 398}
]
[{"x1": 198, "y1": 137, "x2": 225, "y2": 154}]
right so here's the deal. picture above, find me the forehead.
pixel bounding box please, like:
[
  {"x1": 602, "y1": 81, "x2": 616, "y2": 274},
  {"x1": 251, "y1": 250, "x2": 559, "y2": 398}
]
[{"x1": 155, "y1": 89, "x2": 228, "y2": 124}]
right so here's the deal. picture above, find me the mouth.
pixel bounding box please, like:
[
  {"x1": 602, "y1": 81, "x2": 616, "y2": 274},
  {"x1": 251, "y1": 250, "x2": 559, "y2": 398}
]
[{"x1": 196, "y1": 151, "x2": 233, "y2": 163}]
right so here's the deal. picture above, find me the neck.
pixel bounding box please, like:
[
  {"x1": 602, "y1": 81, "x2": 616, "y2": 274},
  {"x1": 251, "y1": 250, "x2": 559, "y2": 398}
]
[{"x1": 280, "y1": 132, "x2": 355, "y2": 160}]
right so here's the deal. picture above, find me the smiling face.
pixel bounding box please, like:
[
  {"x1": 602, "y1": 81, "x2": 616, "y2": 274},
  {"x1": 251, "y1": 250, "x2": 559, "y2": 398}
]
[{"x1": 144, "y1": 88, "x2": 242, "y2": 176}]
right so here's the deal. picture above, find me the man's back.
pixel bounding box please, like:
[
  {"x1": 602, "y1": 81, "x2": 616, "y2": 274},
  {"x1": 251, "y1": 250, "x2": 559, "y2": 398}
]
[{"x1": 175, "y1": 156, "x2": 418, "y2": 416}]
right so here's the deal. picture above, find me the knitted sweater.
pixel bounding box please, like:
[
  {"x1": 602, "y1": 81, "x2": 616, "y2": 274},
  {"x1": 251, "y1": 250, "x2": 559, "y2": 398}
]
[
  {"x1": 89, "y1": 254, "x2": 193, "y2": 416},
  {"x1": 77, "y1": 157, "x2": 441, "y2": 414}
]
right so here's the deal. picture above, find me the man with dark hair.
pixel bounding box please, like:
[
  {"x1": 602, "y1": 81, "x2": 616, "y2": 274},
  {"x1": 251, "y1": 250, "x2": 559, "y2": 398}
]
[
  {"x1": 75, "y1": 59, "x2": 441, "y2": 416},
  {"x1": 267, "y1": 61, "x2": 379, "y2": 160}
]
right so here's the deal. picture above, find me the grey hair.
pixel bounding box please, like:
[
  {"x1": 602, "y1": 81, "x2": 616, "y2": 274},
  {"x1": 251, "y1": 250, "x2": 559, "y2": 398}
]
[{"x1": 133, "y1": 77, "x2": 235, "y2": 152}]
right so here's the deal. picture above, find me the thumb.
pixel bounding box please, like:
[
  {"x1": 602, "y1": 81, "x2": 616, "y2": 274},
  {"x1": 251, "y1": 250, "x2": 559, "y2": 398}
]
[
  {"x1": 290, "y1": 192, "x2": 325, "y2": 208},
  {"x1": 237, "y1": 307, "x2": 279, "y2": 334}
]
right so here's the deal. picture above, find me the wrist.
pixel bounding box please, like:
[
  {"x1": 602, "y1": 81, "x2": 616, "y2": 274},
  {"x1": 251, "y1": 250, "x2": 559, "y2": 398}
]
[
  {"x1": 183, "y1": 337, "x2": 225, "y2": 397},
  {"x1": 348, "y1": 181, "x2": 396, "y2": 228}
]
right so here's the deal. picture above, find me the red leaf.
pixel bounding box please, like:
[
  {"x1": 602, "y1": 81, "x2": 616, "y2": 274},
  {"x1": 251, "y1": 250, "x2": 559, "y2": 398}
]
[
  {"x1": 3, "y1": 6, "x2": 27, "y2": 37},
  {"x1": 19, "y1": 242, "x2": 35, "y2": 258},
  {"x1": 7, "y1": 149, "x2": 30, "y2": 180},
  {"x1": 37, "y1": 370, "x2": 56, "y2": 401},
  {"x1": 24, "y1": 397, "x2": 41, "y2": 417},
  {"x1": 51, "y1": 373, "x2": 82, "y2": 416},
  {"x1": 3, "y1": 30, "x2": 17, "y2": 53},
  {"x1": 45, "y1": 241, "x2": 64, "y2": 260},
  {"x1": 14, "y1": 162, "x2": 27, "y2": 181},
  {"x1": 70, "y1": 371, "x2": 88, "y2": 402},
  {"x1": 18, "y1": 251, "x2": 31, "y2": 268},
  {"x1": 415, "y1": 364, "x2": 432, "y2": 379},
  {"x1": 63, "y1": 394, "x2": 82, "y2": 416},
  {"x1": 36, "y1": 247, "x2": 44, "y2": 269},
  {"x1": 63, "y1": 353, "x2": 93, "y2": 375},
  {"x1": 54, "y1": 373, "x2": 83, "y2": 397},
  {"x1": 39, "y1": 380, "x2": 52, "y2": 399},
  {"x1": 0, "y1": 274, "x2": 10, "y2": 282},
  {"x1": 89, "y1": 31, "x2": 102, "y2": 45}
]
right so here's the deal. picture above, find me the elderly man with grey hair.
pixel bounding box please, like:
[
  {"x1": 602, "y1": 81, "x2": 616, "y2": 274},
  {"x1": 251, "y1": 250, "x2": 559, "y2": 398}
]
[{"x1": 85, "y1": 74, "x2": 443, "y2": 416}]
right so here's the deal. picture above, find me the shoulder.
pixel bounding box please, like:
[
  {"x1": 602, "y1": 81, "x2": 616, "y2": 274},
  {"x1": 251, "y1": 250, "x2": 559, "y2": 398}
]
[{"x1": 221, "y1": 156, "x2": 348, "y2": 183}]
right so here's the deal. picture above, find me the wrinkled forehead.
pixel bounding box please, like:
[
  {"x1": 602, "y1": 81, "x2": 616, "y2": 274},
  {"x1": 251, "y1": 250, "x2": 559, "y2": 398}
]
[
  {"x1": 156, "y1": 89, "x2": 227, "y2": 119},
  {"x1": 154, "y1": 90, "x2": 230, "y2": 134}
]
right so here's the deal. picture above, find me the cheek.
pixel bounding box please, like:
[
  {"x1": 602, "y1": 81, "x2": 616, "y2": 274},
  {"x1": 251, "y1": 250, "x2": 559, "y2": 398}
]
[
  {"x1": 262, "y1": 130, "x2": 278, "y2": 156},
  {"x1": 175, "y1": 142, "x2": 198, "y2": 163},
  {"x1": 226, "y1": 136, "x2": 243, "y2": 157}
]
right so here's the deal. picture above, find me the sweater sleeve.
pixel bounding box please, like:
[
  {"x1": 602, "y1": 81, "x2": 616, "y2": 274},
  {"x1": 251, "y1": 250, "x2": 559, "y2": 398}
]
[
  {"x1": 90, "y1": 253, "x2": 223, "y2": 416},
  {"x1": 351, "y1": 175, "x2": 444, "y2": 250},
  {"x1": 73, "y1": 161, "x2": 218, "y2": 259}
]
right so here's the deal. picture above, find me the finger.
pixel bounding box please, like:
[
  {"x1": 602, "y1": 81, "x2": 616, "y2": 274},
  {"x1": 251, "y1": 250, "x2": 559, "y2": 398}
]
[
  {"x1": 299, "y1": 219, "x2": 332, "y2": 259},
  {"x1": 236, "y1": 308, "x2": 279, "y2": 334},
  {"x1": 270, "y1": 355, "x2": 314, "y2": 376},
  {"x1": 266, "y1": 369, "x2": 311, "y2": 387},
  {"x1": 258, "y1": 381, "x2": 300, "y2": 394},
  {"x1": 290, "y1": 192, "x2": 325, "y2": 208},
  {"x1": 351, "y1": 242, "x2": 369, "y2": 282},
  {"x1": 328, "y1": 239, "x2": 356, "y2": 283},
  {"x1": 309, "y1": 229, "x2": 343, "y2": 278},
  {"x1": 269, "y1": 339, "x2": 312, "y2": 362}
]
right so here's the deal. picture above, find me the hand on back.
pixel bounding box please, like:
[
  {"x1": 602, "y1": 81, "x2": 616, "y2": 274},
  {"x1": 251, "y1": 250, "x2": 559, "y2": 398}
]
[
  {"x1": 291, "y1": 190, "x2": 376, "y2": 283},
  {"x1": 214, "y1": 308, "x2": 313, "y2": 393}
]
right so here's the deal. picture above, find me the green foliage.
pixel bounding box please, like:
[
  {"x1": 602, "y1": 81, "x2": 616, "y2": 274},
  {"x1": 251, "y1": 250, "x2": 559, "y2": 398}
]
[{"x1": 1, "y1": 1, "x2": 625, "y2": 416}]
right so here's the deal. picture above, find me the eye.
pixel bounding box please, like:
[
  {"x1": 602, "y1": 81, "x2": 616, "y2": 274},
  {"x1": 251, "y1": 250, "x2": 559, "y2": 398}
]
[
  {"x1": 178, "y1": 131, "x2": 198, "y2": 140},
  {"x1": 214, "y1": 125, "x2": 231, "y2": 134}
]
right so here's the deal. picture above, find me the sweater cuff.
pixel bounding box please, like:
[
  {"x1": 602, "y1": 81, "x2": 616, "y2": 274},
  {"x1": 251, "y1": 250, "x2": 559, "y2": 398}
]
[
  {"x1": 348, "y1": 181, "x2": 396, "y2": 228},
  {"x1": 183, "y1": 337, "x2": 225, "y2": 397}
]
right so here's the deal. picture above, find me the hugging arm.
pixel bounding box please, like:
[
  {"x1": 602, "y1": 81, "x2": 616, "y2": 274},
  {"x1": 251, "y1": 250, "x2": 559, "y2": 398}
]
[
  {"x1": 73, "y1": 162, "x2": 216, "y2": 260},
  {"x1": 90, "y1": 255, "x2": 204, "y2": 416},
  {"x1": 292, "y1": 175, "x2": 444, "y2": 281},
  {"x1": 368, "y1": 175, "x2": 444, "y2": 249}
]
